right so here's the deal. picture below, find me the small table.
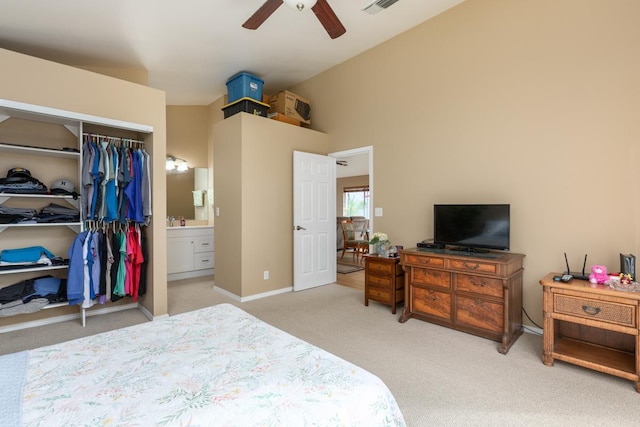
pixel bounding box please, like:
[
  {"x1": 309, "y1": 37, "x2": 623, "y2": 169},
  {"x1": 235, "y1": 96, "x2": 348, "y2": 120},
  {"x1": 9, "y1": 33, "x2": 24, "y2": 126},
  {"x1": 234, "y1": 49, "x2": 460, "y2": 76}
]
[
  {"x1": 540, "y1": 273, "x2": 640, "y2": 392},
  {"x1": 364, "y1": 255, "x2": 404, "y2": 314}
]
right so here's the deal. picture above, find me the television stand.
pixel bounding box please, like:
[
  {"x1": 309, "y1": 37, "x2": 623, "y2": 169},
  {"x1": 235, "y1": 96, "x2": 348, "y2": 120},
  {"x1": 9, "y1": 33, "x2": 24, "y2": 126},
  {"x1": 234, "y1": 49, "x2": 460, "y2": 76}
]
[{"x1": 399, "y1": 248, "x2": 525, "y2": 354}]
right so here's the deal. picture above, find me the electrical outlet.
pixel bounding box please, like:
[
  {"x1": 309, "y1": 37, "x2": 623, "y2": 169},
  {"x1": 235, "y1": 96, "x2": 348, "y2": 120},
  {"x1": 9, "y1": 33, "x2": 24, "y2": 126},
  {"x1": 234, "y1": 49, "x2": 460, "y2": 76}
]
[{"x1": 263, "y1": 271, "x2": 269, "y2": 280}]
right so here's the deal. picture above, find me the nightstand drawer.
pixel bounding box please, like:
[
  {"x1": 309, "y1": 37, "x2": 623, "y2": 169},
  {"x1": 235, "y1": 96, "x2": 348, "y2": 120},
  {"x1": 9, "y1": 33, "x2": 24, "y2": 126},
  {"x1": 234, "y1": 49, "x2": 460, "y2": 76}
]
[
  {"x1": 368, "y1": 287, "x2": 392, "y2": 302},
  {"x1": 456, "y1": 274, "x2": 503, "y2": 298},
  {"x1": 450, "y1": 259, "x2": 497, "y2": 275},
  {"x1": 412, "y1": 287, "x2": 450, "y2": 320},
  {"x1": 412, "y1": 268, "x2": 450, "y2": 289},
  {"x1": 553, "y1": 295, "x2": 636, "y2": 328},
  {"x1": 366, "y1": 261, "x2": 394, "y2": 275},
  {"x1": 367, "y1": 274, "x2": 393, "y2": 288},
  {"x1": 554, "y1": 294, "x2": 636, "y2": 327}
]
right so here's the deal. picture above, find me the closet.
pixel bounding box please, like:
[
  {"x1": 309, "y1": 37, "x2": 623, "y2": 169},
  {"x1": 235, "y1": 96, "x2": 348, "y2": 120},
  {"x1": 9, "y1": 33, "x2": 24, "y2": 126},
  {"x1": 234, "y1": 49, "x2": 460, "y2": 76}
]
[{"x1": 0, "y1": 98, "x2": 153, "y2": 332}]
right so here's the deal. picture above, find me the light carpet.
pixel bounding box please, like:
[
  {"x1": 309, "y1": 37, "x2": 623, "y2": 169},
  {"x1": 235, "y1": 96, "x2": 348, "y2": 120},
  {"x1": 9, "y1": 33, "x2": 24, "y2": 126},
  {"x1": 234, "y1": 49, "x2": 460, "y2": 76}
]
[{"x1": 2, "y1": 279, "x2": 640, "y2": 426}]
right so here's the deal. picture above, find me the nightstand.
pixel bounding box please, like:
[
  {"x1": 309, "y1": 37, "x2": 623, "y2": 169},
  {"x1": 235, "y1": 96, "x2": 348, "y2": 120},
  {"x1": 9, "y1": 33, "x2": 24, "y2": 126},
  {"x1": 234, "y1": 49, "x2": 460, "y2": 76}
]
[{"x1": 364, "y1": 255, "x2": 404, "y2": 314}]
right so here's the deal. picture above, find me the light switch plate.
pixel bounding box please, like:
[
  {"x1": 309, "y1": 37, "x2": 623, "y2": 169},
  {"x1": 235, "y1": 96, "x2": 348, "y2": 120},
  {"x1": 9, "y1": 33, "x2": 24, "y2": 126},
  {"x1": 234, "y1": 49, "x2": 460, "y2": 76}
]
[{"x1": 375, "y1": 207, "x2": 383, "y2": 217}]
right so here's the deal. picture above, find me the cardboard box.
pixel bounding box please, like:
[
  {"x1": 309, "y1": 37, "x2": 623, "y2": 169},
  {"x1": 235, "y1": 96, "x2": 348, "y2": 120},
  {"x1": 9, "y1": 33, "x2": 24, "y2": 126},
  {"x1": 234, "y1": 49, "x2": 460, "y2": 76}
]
[
  {"x1": 269, "y1": 90, "x2": 311, "y2": 124},
  {"x1": 268, "y1": 112, "x2": 300, "y2": 126}
]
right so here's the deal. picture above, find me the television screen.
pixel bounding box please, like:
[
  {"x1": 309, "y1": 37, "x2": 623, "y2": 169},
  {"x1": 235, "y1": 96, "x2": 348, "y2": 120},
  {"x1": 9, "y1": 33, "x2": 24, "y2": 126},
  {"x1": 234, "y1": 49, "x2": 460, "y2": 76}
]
[{"x1": 434, "y1": 204, "x2": 510, "y2": 251}]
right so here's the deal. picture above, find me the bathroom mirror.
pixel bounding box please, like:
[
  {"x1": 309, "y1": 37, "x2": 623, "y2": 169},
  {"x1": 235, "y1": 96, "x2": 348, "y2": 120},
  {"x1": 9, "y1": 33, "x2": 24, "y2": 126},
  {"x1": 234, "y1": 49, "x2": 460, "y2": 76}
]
[{"x1": 167, "y1": 167, "x2": 209, "y2": 221}]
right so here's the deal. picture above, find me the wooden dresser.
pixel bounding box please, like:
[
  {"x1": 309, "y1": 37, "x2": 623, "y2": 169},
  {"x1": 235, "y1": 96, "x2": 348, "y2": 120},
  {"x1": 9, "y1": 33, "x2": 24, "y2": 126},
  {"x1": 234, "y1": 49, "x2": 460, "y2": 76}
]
[
  {"x1": 364, "y1": 255, "x2": 404, "y2": 314},
  {"x1": 399, "y1": 248, "x2": 525, "y2": 354},
  {"x1": 540, "y1": 273, "x2": 640, "y2": 392}
]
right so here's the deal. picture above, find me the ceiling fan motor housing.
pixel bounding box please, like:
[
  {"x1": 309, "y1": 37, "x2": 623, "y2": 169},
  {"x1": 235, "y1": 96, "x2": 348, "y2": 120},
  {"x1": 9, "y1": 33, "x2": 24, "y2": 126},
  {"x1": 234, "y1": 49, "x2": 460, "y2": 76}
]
[{"x1": 283, "y1": 0, "x2": 318, "y2": 11}]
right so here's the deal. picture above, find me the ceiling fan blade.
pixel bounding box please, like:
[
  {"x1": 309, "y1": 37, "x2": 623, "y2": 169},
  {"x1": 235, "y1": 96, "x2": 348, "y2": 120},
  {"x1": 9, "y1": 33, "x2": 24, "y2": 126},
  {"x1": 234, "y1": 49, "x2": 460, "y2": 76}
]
[
  {"x1": 311, "y1": 0, "x2": 346, "y2": 39},
  {"x1": 242, "y1": 0, "x2": 283, "y2": 30}
]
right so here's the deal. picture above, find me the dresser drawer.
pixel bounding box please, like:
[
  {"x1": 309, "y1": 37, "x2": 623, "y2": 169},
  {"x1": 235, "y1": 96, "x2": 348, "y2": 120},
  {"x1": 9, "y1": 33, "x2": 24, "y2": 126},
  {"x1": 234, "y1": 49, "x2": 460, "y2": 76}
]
[
  {"x1": 449, "y1": 259, "x2": 497, "y2": 275},
  {"x1": 554, "y1": 294, "x2": 636, "y2": 328},
  {"x1": 456, "y1": 295, "x2": 503, "y2": 333},
  {"x1": 412, "y1": 287, "x2": 450, "y2": 320},
  {"x1": 194, "y1": 252, "x2": 214, "y2": 270},
  {"x1": 194, "y1": 236, "x2": 214, "y2": 253},
  {"x1": 404, "y1": 254, "x2": 445, "y2": 268},
  {"x1": 412, "y1": 268, "x2": 450, "y2": 289},
  {"x1": 456, "y1": 273, "x2": 504, "y2": 298}
]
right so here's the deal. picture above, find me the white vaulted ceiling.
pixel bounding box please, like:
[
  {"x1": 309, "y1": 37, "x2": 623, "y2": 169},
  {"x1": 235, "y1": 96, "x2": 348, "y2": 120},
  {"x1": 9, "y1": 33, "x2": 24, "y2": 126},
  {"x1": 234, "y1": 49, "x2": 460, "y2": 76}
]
[{"x1": 0, "y1": 0, "x2": 464, "y2": 105}]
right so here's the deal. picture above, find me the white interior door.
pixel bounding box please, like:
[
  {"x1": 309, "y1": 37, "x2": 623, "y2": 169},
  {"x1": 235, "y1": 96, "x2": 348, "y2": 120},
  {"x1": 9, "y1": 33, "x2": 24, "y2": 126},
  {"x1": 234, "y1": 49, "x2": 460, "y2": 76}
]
[{"x1": 293, "y1": 151, "x2": 336, "y2": 291}]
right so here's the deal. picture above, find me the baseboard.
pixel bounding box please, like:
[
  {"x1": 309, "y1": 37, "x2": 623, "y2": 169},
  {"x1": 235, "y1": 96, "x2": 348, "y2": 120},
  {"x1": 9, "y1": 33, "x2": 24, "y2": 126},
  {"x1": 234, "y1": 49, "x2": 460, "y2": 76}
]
[
  {"x1": 0, "y1": 302, "x2": 140, "y2": 334},
  {"x1": 213, "y1": 285, "x2": 292, "y2": 303},
  {"x1": 523, "y1": 325, "x2": 543, "y2": 335},
  {"x1": 168, "y1": 269, "x2": 214, "y2": 282}
]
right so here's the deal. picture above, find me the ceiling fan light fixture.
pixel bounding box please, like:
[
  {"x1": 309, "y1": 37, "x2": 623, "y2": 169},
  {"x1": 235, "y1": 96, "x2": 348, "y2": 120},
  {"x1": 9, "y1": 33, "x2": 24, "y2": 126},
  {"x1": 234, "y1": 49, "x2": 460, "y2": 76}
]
[{"x1": 283, "y1": 0, "x2": 317, "y2": 11}]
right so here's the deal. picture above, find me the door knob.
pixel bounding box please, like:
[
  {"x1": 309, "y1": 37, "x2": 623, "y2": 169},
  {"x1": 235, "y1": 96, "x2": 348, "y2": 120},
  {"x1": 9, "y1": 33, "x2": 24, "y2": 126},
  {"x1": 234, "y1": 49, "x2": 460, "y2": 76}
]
[{"x1": 295, "y1": 225, "x2": 306, "y2": 230}]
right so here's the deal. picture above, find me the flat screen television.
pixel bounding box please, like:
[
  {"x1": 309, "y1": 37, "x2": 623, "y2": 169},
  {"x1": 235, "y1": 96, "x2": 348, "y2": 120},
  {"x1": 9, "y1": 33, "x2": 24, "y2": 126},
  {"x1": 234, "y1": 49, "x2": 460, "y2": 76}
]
[{"x1": 433, "y1": 204, "x2": 510, "y2": 251}]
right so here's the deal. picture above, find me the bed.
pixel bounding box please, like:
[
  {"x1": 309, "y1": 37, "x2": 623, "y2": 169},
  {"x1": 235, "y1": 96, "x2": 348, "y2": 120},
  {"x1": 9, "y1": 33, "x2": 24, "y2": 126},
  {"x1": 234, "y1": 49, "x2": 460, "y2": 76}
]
[{"x1": 3, "y1": 303, "x2": 406, "y2": 426}]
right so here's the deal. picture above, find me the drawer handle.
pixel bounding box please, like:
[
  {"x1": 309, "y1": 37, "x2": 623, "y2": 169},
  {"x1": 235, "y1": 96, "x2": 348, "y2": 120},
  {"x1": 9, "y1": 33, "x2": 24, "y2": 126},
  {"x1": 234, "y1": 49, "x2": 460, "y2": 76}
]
[
  {"x1": 463, "y1": 262, "x2": 480, "y2": 270},
  {"x1": 421, "y1": 258, "x2": 432, "y2": 264},
  {"x1": 581, "y1": 305, "x2": 601, "y2": 316},
  {"x1": 427, "y1": 290, "x2": 438, "y2": 301},
  {"x1": 471, "y1": 280, "x2": 487, "y2": 287}
]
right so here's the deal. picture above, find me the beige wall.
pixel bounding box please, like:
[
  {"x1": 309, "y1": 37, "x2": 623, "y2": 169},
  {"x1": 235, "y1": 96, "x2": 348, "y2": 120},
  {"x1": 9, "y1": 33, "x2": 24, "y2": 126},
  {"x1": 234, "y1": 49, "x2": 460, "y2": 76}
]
[
  {"x1": 292, "y1": 0, "x2": 640, "y2": 327},
  {"x1": 213, "y1": 113, "x2": 329, "y2": 298},
  {"x1": 0, "y1": 48, "x2": 168, "y2": 319},
  {"x1": 78, "y1": 66, "x2": 149, "y2": 86},
  {"x1": 166, "y1": 106, "x2": 209, "y2": 169},
  {"x1": 337, "y1": 175, "x2": 369, "y2": 217}
]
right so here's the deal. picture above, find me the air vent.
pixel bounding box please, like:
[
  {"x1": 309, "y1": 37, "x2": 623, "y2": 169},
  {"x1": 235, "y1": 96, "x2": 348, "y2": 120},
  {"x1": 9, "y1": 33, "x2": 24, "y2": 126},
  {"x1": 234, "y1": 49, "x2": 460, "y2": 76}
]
[{"x1": 362, "y1": 0, "x2": 400, "y2": 15}]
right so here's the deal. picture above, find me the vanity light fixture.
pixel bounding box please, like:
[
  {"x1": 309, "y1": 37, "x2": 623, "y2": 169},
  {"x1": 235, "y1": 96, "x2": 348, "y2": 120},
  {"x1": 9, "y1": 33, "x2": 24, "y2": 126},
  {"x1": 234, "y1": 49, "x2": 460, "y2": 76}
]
[
  {"x1": 166, "y1": 156, "x2": 189, "y2": 172},
  {"x1": 165, "y1": 157, "x2": 175, "y2": 171}
]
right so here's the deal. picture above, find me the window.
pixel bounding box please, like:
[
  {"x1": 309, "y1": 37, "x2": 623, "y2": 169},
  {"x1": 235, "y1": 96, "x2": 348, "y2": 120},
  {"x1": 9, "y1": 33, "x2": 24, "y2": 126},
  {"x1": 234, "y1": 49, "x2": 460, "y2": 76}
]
[{"x1": 343, "y1": 185, "x2": 370, "y2": 218}]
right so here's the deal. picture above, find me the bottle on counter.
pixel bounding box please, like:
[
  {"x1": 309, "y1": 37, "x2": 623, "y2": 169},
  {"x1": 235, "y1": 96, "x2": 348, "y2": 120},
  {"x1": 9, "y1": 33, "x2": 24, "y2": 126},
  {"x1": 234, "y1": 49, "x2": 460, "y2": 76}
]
[{"x1": 180, "y1": 216, "x2": 186, "y2": 227}]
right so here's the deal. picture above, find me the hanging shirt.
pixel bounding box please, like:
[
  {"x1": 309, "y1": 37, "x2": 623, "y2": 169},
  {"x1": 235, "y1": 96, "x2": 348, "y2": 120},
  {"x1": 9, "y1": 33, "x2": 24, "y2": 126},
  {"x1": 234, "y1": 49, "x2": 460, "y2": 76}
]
[
  {"x1": 67, "y1": 231, "x2": 89, "y2": 305},
  {"x1": 113, "y1": 231, "x2": 127, "y2": 297}
]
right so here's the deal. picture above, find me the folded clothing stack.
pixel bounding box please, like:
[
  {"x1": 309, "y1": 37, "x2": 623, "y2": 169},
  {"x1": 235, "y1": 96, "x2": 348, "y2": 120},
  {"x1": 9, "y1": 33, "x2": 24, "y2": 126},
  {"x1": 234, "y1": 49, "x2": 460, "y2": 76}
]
[
  {"x1": 0, "y1": 245, "x2": 66, "y2": 271},
  {"x1": 36, "y1": 203, "x2": 79, "y2": 223},
  {"x1": 0, "y1": 275, "x2": 67, "y2": 316},
  {"x1": 0, "y1": 206, "x2": 37, "y2": 224},
  {"x1": 0, "y1": 167, "x2": 48, "y2": 194}
]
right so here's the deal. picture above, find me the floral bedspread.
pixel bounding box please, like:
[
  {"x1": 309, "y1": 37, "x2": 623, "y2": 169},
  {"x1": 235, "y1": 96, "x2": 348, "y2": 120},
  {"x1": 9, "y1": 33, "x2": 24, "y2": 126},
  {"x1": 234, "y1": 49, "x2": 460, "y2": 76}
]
[{"x1": 22, "y1": 303, "x2": 406, "y2": 426}]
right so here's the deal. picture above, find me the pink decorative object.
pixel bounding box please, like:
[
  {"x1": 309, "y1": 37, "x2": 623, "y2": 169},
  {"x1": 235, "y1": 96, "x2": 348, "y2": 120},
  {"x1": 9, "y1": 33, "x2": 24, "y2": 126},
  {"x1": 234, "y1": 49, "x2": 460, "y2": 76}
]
[{"x1": 589, "y1": 265, "x2": 608, "y2": 284}]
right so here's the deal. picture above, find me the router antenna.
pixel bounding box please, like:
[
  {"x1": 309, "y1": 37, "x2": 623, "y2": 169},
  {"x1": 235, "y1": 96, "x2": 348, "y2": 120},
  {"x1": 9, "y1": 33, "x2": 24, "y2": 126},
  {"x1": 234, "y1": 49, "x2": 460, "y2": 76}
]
[
  {"x1": 564, "y1": 252, "x2": 571, "y2": 274},
  {"x1": 582, "y1": 254, "x2": 587, "y2": 275}
]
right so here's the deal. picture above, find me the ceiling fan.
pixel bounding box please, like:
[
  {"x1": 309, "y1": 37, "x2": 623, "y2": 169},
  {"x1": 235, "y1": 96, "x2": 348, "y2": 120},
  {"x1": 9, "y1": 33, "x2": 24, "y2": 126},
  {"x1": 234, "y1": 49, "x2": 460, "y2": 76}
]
[{"x1": 242, "y1": 0, "x2": 346, "y2": 39}]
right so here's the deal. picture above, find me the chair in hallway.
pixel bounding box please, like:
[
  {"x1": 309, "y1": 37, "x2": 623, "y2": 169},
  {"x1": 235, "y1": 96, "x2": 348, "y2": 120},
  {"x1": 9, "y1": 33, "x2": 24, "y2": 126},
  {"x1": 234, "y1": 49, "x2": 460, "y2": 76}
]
[{"x1": 339, "y1": 219, "x2": 369, "y2": 261}]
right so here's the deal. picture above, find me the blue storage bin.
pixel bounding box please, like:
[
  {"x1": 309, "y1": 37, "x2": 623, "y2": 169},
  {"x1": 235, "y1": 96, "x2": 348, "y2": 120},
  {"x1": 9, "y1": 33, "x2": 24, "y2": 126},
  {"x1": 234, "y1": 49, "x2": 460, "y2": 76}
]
[{"x1": 226, "y1": 72, "x2": 264, "y2": 103}]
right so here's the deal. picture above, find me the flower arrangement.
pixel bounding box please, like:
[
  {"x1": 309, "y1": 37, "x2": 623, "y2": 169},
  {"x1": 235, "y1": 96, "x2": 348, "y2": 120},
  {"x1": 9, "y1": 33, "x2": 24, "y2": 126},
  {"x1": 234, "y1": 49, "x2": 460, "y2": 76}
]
[
  {"x1": 370, "y1": 232, "x2": 390, "y2": 256},
  {"x1": 369, "y1": 232, "x2": 388, "y2": 245}
]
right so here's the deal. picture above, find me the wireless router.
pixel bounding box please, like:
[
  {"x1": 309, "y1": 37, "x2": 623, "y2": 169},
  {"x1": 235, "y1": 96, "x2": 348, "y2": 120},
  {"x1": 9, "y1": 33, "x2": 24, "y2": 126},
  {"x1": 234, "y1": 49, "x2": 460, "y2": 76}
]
[{"x1": 564, "y1": 252, "x2": 590, "y2": 281}]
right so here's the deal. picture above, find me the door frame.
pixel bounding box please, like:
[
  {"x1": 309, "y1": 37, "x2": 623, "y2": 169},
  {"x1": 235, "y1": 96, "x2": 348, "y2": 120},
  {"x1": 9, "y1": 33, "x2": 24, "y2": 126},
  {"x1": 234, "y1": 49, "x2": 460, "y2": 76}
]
[{"x1": 329, "y1": 145, "x2": 374, "y2": 241}]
